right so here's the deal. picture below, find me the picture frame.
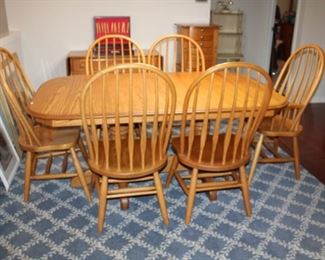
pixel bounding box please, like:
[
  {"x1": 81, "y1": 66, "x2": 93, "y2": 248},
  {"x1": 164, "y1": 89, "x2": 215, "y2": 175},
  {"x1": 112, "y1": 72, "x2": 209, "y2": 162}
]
[
  {"x1": 94, "y1": 16, "x2": 131, "y2": 55},
  {"x1": 0, "y1": 115, "x2": 20, "y2": 191},
  {"x1": 94, "y1": 16, "x2": 131, "y2": 39}
]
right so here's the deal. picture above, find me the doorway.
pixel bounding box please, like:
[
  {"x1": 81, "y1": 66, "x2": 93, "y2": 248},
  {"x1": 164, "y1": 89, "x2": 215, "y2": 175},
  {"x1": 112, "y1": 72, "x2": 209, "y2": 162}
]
[{"x1": 269, "y1": 0, "x2": 298, "y2": 77}]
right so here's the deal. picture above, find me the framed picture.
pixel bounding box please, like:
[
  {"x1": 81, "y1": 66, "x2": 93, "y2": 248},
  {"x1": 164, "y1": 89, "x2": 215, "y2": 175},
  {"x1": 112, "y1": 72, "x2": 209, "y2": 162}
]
[
  {"x1": 94, "y1": 16, "x2": 130, "y2": 39},
  {"x1": 94, "y1": 16, "x2": 131, "y2": 55},
  {"x1": 0, "y1": 115, "x2": 20, "y2": 191}
]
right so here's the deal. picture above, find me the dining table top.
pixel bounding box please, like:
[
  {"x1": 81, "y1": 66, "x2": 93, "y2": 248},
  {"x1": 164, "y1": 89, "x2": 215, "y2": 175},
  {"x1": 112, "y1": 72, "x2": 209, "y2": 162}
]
[{"x1": 28, "y1": 72, "x2": 287, "y2": 127}]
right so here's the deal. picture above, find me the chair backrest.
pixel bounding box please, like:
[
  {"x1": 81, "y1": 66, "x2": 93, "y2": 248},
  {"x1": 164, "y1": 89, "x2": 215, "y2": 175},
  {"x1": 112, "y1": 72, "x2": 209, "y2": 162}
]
[
  {"x1": 80, "y1": 63, "x2": 176, "y2": 174},
  {"x1": 178, "y1": 62, "x2": 272, "y2": 166},
  {"x1": 0, "y1": 47, "x2": 35, "y2": 110},
  {"x1": 0, "y1": 65, "x2": 40, "y2": 148},
  {"x1": 85, "y1": 34, "x2": 145, "y2": 75},
  {"x1": 147, "y1": 34, "x2": 205, "y2": 73},
  {"x1": 273, "y1": 44, "x2": 324, "y2": 131}
]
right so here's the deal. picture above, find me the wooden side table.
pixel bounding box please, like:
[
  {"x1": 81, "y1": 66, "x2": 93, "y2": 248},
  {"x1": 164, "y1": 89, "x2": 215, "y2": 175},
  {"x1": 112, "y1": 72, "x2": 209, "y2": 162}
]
[{"x1": 66, "y1": 50, "x2": 161, "y2": 75}]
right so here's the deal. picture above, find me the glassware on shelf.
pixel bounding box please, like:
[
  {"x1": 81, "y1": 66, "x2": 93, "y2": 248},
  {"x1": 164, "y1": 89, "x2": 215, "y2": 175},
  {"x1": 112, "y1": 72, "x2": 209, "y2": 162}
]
[{"x1": 216, "y1": 0, "x2": 233, "y2": 12}]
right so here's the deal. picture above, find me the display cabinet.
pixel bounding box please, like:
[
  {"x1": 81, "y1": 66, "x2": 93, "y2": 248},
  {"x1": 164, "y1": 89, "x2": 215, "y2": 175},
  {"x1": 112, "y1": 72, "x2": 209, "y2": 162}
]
[{"x1": 211, "y1": 10, "x2": 244, "y2": 63}]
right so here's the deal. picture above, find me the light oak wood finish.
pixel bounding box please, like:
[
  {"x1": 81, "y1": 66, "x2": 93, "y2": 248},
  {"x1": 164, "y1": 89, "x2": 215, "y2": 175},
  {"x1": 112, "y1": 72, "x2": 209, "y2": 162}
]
[
  {"x1": 258, "y1": 44, "x2": 325, "y2": 180},
  {"x1": 0, "y1": 48, "x2": 91, "y2": 202},
  {"x1": 80, "y1": 63, "x2": 176, "y2": 233},
  {"x1": 147, "y1": 34, "x2": 206, "y2": 72},
  {"x1": 85, "y1": 34, "x2": 145, "y2": 75},
  {"x1": 176, "y1": 24, "x2": 219, "y2": 68},
  {"x1": 28, "y1": 72, "x2": 287, "y2": 128},
  {"x1": 0, "y1": 47, "x2": 34, "y2": 110},
  {"x1": 166, "y1": 62, "x2": 273, "y2": 224}
]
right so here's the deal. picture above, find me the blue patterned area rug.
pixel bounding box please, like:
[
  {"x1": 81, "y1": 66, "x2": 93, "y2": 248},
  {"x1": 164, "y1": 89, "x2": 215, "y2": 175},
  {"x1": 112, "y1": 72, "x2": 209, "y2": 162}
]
[{"x1": 0, "y1": 157, "x2": 324, "y2": 259}]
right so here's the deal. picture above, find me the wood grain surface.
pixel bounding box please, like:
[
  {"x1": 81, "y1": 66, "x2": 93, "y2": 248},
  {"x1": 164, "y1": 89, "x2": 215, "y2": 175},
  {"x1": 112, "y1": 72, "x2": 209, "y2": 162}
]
[{"x1": 28, "y1": 72, "x2": 287, "y2": 127}]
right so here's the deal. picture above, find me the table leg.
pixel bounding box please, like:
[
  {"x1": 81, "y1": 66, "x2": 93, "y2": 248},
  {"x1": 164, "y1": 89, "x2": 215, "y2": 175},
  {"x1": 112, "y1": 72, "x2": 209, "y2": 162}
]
[
  {"x1": 119, "y1": 182, "x2": 129, "y2": 210},
  {"x1": 202, "y1": 177, "x2": 217, "y2": 201}
]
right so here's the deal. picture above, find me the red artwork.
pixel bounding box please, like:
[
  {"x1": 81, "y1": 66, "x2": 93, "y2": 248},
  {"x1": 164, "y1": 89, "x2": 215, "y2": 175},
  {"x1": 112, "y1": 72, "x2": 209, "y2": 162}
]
[{"x1": 94, "y1": 16, "x2": 131, "y2": 40}]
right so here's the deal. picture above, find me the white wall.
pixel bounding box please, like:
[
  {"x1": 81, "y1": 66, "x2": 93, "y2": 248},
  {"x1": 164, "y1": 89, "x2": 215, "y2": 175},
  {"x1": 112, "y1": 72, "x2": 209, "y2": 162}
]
[
  {"x1": 292, "y1": 0, "x2": 325, "y2": 102},
  {"x1": 0, "y1": 31, "x2": 21, "y2": 57},
  {"x1": 211, "y1": 0, "x2": 275, "y2": 71},
  {"x1": 5, "y1": 0, "x2": 211, "y2": 88}
]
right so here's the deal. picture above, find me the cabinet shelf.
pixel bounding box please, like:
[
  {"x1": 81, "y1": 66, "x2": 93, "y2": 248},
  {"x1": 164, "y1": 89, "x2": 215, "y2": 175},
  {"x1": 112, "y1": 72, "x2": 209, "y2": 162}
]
[{"x1": 211, "y1": 10, "x2": 244, "y2": 64}]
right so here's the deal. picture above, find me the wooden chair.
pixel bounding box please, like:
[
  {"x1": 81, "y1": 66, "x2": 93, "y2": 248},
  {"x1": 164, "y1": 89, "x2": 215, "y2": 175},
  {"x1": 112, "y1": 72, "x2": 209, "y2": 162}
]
[
  {"x1": 0, "y1": 48, "x2": 91, "y2": 202},
  {"x1": 147, "y1": 34, "x2": 205, "y2": 72},
  {"x1": 80, "y1": 63, "x2": 176, "y2": 233},
  {"x1": 85, "y1": 34, "x2": 145, "y2": 75},
  {"x1": 166, "y1": 62, "x2": 273, "y2": 224},
  {"x1": 0, "y1": 48, "x2": 34, "y2": 109},
  {"x1": 258, "y1": 44, "x2": 325, "y2": 180}
]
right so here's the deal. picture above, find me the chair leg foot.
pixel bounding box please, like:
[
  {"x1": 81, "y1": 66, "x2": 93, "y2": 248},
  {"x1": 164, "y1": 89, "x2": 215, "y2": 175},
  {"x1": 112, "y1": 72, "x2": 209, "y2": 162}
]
[
  {"x1": 185, "y1": 168, "x2": 198, "y2": 224},
  {"x1": 98, "y1": 176, "x2": 108, "y2": 234},
  {"x1": 70, "y1": 148, "x2": 92, "y2": 202},
  {"x1": 154, "y1": 172, "x2": 169, "y2": 225},
  {"x1": 23, "y1": 152, "x2": 33, "y2": 202},
  {"x1": 240, "y1": 166, "x2": 252, "y2": 217},
  {"x1": 293, "y1": 136, "x2": 301, "y2": 180}
]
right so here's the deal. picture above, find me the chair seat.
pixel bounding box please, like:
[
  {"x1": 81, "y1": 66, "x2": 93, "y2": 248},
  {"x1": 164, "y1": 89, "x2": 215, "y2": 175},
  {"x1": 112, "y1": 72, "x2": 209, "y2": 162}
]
[
  {"x1": 88, "y1": 139, "x2": 168, "y2": 179},
  {"x1": 19, "y1": 125, "x2": 80, "y2": 152},
  {"x1": 172, "y1": 134, "x2": 251, "y2": 172},
  {"x1": 259, "y1": 115, "x2": 303, "y2": 137}
]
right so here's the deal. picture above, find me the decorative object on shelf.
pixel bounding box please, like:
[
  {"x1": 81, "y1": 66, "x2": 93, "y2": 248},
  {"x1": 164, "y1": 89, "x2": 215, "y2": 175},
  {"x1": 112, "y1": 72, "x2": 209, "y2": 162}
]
[
  {"x1": 0, "y1": 116, "x2": 20, "y2": 191},
  {"x1": 94, "y1": 16, "x2": 131, "y2": 54},
  {"x1": 217, "y1": 0, "x2": 233, "y2": 12}
]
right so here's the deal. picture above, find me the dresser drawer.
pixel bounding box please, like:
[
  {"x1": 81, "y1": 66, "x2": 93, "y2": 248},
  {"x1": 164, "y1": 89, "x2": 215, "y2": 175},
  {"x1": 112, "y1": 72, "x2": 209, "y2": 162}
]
[
  {"x1": 176, "y1": 24, "x2": 219, "y2": 69},
  {"x1": 69, "y1": 58, "x2": 86, "y2": 75},
  {"x1": 189, "y1": 28, "x2": 215, "y2": 42}
]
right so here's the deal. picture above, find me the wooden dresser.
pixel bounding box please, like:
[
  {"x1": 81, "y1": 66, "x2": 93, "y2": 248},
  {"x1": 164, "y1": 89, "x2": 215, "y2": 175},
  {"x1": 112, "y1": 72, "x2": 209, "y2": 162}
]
[
  {"x1": 175, "y1": 24, "x2": 219, "y2": 69},
  {"x1": 66, "y1": 50, "x2": 161, "y2": 75}
]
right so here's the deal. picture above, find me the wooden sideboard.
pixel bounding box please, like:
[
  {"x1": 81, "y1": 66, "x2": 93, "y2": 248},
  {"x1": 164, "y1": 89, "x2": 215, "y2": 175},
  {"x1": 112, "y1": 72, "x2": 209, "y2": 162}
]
[
  {"x1": 66, "y1": 50, "x2": 160, "y2": 75},
  {"x1": 175, "y1": 24, "x2": 219, "y2": 69}
]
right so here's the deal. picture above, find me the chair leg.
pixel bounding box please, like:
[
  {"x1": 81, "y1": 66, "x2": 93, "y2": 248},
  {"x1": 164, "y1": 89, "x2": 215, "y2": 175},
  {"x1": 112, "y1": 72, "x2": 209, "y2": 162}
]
[
  {"x1": 70, "y1": 148, "x2": 92, "y2": 202},
  {"x1": 31, "y1": 155, "x2": 37, "y2": 177},
  {"x1": 248, "y1": 133, "x2": 264, "y2": 185},
  {"x1": 45, "y1": 154, "x2": 53, "y2": 174},
  {"x1": 78, "y1": 137, "x2": 88, "y2": 162},
  {"x1": 185, "y1": 168, "x2": 198, "y2": 224},
  {"x1": 62, "y1": 152, "x2": 68, "y2": 173},
  {"x1": 153, "y1": 172, "x2": 169, "y2": 225},
  {"x1": 98, "y1": 176, "x2": 108, "y2": 234},
  {"x1": 293, "y1": 136, "x2": 301, "y2": 180},
  {"x1": 23, "y1": 152, "x2": 33, "y2": 202},
  {"x1": 166, "y1": 156, "x2": 178, "y2": 187},
  {"x1": 239, "y1": 166, "x2": 252, "y2": 217}
]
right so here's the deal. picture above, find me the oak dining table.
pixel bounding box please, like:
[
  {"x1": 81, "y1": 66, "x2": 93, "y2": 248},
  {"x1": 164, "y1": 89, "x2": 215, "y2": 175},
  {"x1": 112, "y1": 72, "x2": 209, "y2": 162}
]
[
  {"x1": 28, "y1": 72, "x2": 287, "y2": 127},
  {"x1": 27, "y1": 71, "x2": 287, "y2": 209}
]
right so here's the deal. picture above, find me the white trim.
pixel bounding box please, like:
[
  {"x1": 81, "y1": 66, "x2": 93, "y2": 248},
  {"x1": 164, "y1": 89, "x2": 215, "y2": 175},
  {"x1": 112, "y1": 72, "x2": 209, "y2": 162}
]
[
  {"x1": 265, "y1": 0, "x2": 277, "y2": 72},
  {"x1": 291, "y1": 0, "x2": 302, "y2": 51},
  {"x1": 0, "y1": 116, "x2": 20, "y2": 191}
]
